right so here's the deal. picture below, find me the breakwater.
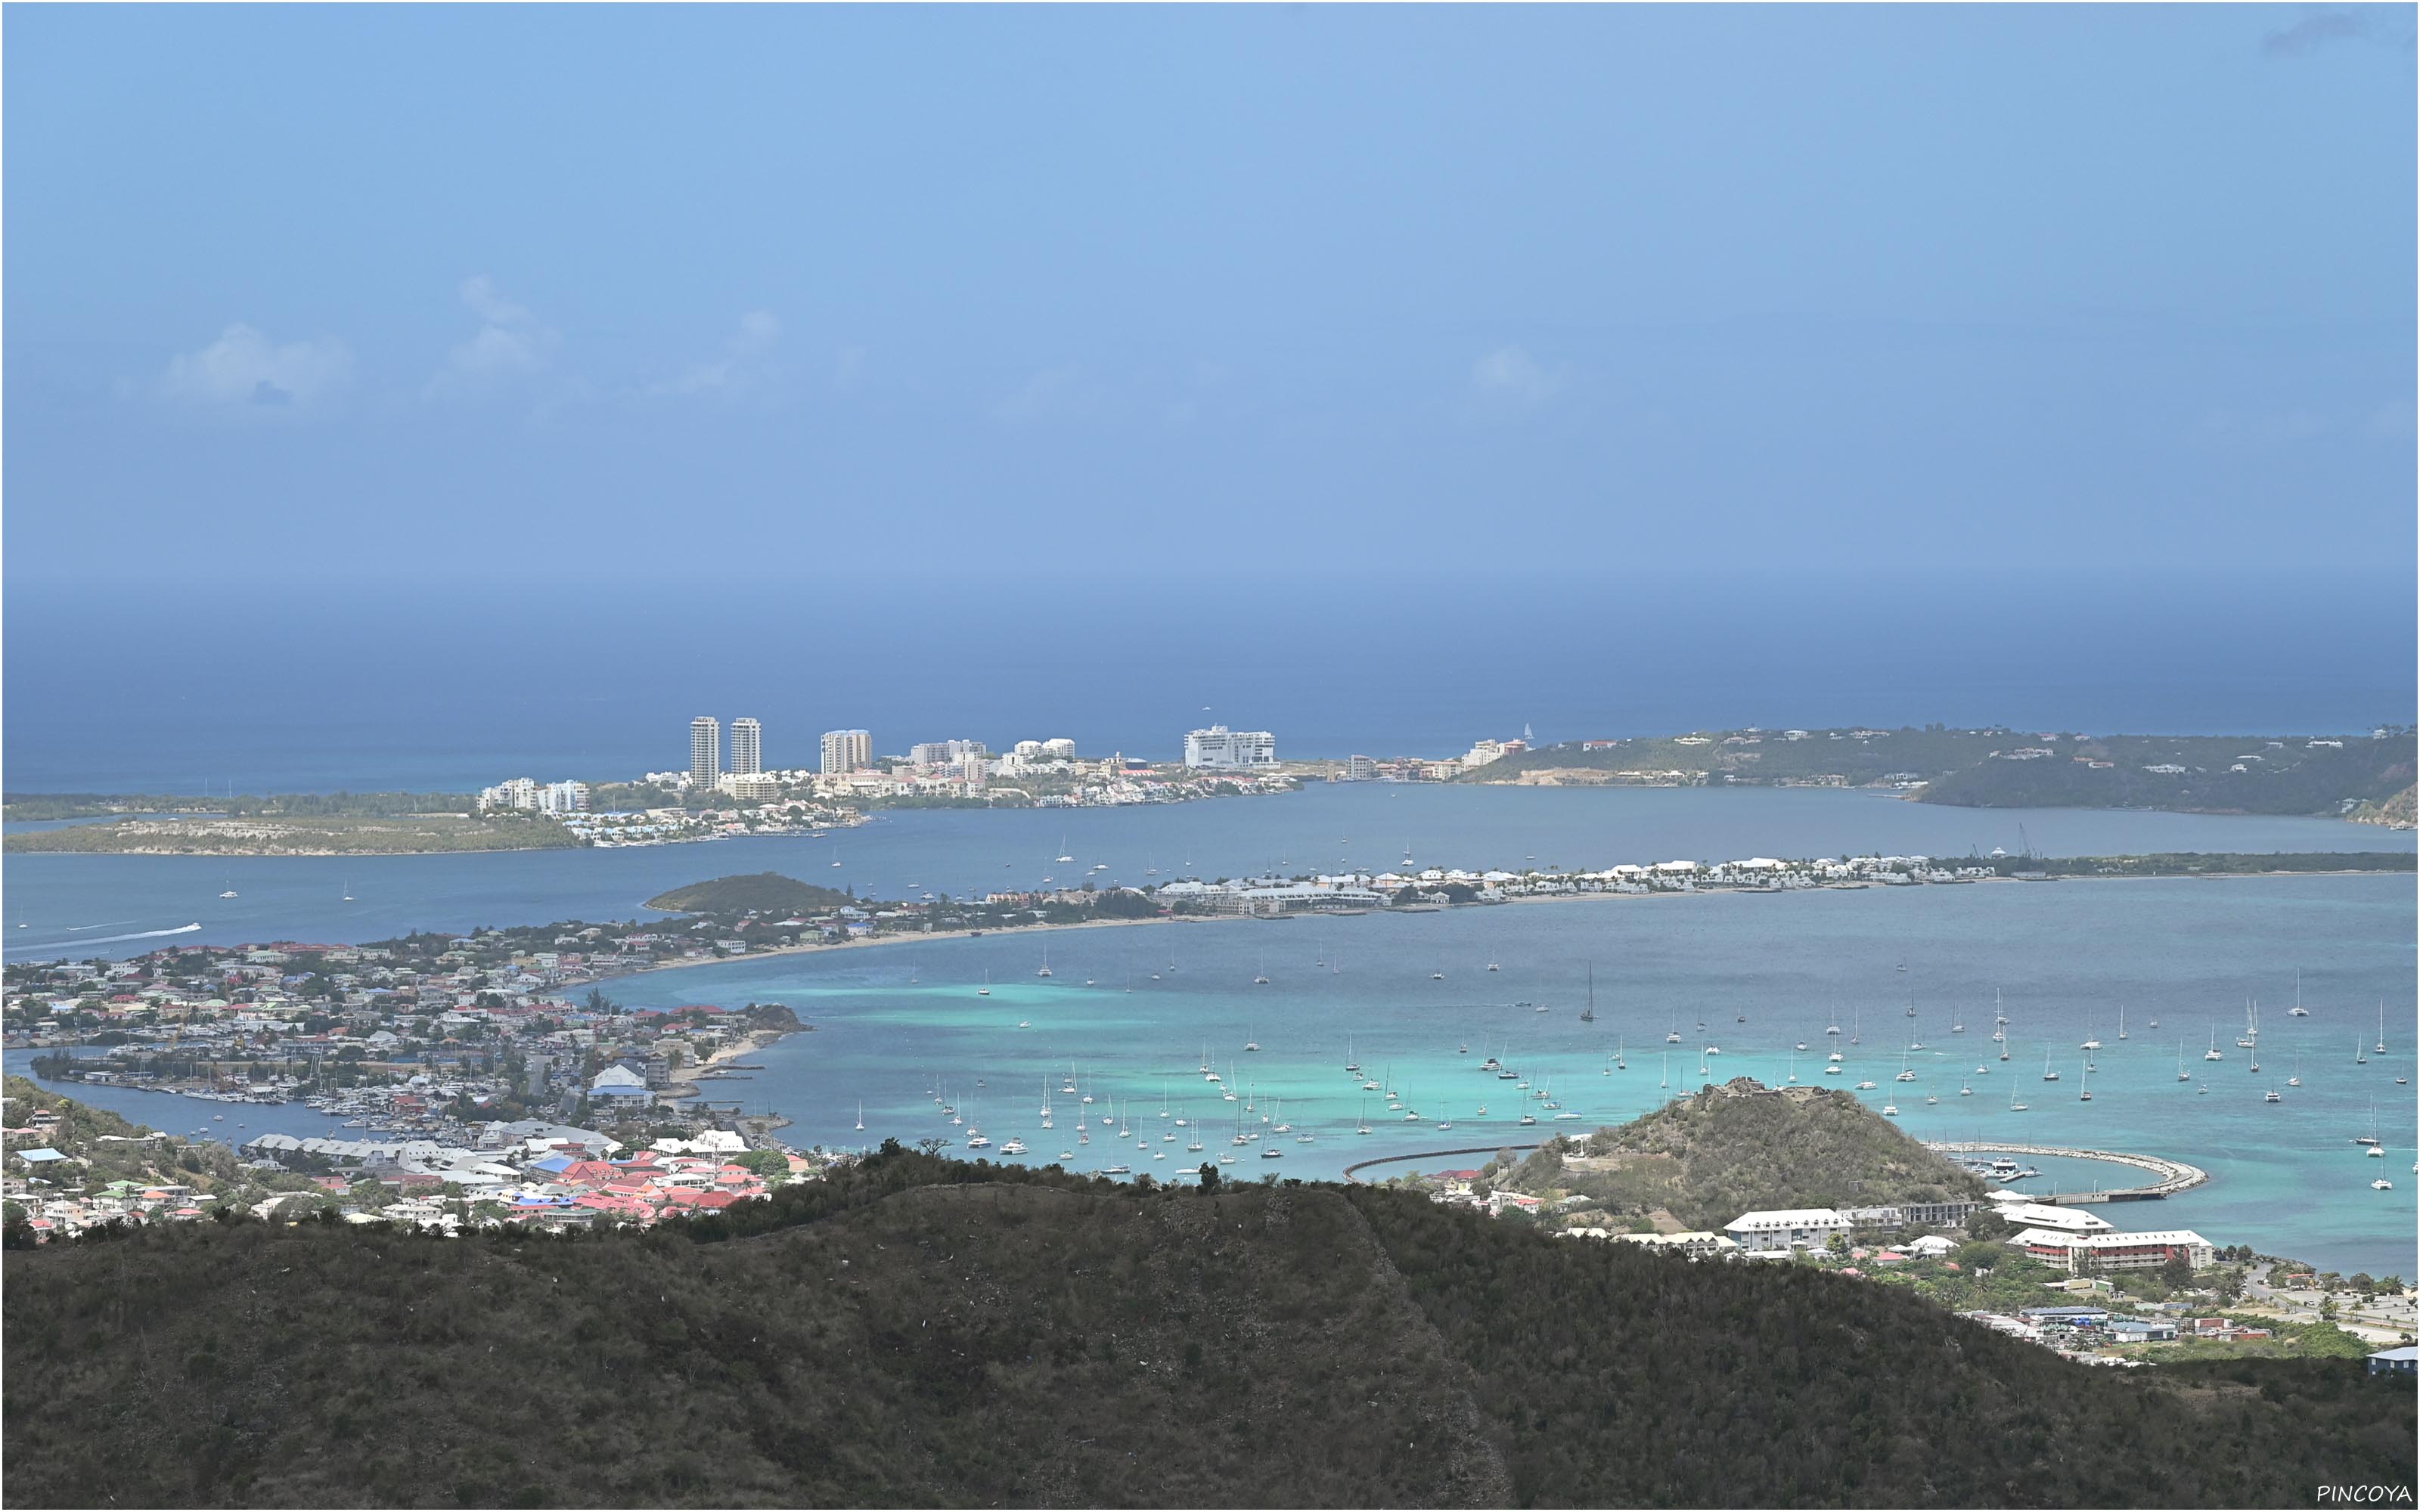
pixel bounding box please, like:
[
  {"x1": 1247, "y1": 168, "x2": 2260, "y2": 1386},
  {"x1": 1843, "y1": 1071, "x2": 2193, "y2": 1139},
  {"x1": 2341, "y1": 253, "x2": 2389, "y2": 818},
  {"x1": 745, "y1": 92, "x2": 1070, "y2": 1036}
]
[
  {"x1": 1924, "y1": 1140, "x2": 2209, "y2": 1204},
  {"x1": 1342, "y1": 1145, "x2": 1544, "y2": 1184}
]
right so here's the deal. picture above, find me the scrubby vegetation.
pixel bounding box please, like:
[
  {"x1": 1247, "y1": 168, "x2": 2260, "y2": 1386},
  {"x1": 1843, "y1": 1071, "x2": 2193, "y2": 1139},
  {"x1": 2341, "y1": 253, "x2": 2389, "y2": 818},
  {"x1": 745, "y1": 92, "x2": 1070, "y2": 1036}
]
[
  {"x1": 1469, "y1": 724, "x2": 2416, "y2": 820},
  {"x1": 5, "y1": 1145, "x2": 2409, "y2": 1508},
  {"x1": 1510, "y1": 1080, "x2": 1984, "y2": 1232}
]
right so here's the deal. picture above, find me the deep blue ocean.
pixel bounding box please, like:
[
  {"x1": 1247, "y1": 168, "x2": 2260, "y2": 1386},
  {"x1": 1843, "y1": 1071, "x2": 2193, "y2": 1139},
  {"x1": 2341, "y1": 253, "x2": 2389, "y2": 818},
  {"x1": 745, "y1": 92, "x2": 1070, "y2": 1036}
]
[{"x1": 4, "y1": 569, "x2": 2412, "y2": 792}]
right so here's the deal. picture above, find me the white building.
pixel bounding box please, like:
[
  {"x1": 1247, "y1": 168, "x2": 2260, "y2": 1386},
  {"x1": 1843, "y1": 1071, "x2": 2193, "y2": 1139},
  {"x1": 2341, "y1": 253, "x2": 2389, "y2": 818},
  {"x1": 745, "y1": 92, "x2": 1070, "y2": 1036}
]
[
  {"x1": 1992, "y1": 1201, "x2": 2116, "y2": 1235},
  {"x1": 1184, "y1": 724, "x2": 1276, "y2": 770},
  {"x1": 730, "y1": 717, "x2": 763, "y2": 775},
  {"x1": 910, "y1": 739, "x2": 988, "y2": 765},
  {"x1": 2010, "y1": 1226, "x2": 2214, "y2": 1274},
  {"x1": 538, "y1": 780, "x2": 589, "y2": 813},
  {"x1": 480, "y1": 777, "x2": 541, "y2": 810},
  {"x1": 690, "y1": 717, "x2": 721, "y2": 785},
  {"x1": 1723, "y1": 1208, "x2": 1853, "y2": 1250},
  {"x1": 1041, "y1": 737, "x2": 1077, "y2": 761},
  {"x1": 821, "y1": 729, "x2": 872, "y2": 776}
]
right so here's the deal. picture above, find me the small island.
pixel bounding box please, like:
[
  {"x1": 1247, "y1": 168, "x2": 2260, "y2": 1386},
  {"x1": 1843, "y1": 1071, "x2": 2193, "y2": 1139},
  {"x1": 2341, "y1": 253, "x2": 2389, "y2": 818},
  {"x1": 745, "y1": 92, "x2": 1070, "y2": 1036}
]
[{"x1": 644, "y1": 872, "x2": 857, "y2": 915}]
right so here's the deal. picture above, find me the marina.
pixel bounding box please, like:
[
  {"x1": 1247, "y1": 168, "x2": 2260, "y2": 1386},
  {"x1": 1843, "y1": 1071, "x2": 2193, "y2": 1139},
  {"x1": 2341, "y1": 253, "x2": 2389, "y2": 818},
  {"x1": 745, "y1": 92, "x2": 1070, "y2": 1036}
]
[{"x1": 1924, "y1": 1142, "x2": 2209, "y2": 1203}]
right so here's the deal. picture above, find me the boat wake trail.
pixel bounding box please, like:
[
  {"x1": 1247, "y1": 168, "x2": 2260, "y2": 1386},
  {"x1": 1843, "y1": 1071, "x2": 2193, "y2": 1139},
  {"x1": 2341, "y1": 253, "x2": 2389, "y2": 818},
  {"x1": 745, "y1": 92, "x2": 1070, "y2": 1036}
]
[
  {"x1": 9, "y1": 922, "x2": 203, "y2": 952},
  {"x1": 64, "y1": 920, "x2": 141, "y2": 932}
]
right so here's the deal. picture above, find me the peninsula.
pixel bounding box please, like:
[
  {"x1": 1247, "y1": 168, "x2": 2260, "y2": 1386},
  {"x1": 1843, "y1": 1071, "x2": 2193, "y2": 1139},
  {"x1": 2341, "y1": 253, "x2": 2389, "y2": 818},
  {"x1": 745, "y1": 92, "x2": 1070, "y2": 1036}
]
[{"x1": 1456, "y1": 723, "x2": 2418, "y2": 823}]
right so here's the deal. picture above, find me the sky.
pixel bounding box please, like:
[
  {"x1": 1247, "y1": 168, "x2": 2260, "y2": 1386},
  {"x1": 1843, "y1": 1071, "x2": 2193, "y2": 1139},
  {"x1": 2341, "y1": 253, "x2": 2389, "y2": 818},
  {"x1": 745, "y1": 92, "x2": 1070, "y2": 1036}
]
[{"x1": 4, "y1": 3, "x2": 2415, "y2": 592}]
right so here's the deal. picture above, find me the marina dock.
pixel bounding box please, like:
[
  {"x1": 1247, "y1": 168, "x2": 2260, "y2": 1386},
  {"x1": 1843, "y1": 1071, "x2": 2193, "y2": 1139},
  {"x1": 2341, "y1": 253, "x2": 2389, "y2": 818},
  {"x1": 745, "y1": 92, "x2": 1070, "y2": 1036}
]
[{"x1": 1925, "y1": 1141, "x2": 2209, "y2": 1204}]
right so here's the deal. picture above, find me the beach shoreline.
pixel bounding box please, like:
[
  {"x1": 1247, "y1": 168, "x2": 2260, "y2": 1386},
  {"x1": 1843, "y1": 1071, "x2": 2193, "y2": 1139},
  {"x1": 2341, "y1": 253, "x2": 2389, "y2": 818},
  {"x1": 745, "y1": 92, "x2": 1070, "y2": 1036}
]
[{"x1": 590, "y1": 867, "x2": 2406, "y2": 990}]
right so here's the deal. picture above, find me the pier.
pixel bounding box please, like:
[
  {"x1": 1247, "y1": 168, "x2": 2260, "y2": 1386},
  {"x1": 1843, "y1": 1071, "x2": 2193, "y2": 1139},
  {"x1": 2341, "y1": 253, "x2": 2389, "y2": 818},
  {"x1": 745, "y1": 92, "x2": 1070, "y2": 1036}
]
[{"x1": 1924, "y1": 1141, "x2": 2208, "y2": 1204}]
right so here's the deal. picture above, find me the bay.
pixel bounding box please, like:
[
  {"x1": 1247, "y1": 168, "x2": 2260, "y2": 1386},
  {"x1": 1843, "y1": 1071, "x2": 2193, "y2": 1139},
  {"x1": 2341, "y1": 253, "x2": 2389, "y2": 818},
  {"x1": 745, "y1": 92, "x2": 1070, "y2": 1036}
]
[
  {"x1": 4, "y1": 784, "x2": 2409, "y2": 960},
  {"x1": 585, "y1": 873, "x2": 2418, "y2": 1278}
]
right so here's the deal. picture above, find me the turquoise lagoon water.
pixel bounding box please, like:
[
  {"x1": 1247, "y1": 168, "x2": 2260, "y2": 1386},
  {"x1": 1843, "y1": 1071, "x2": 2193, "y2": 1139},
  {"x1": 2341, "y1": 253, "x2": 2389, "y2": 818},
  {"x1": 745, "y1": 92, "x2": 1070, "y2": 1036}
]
[{"x1": 588, "y1": 874, "x2": 2417, "y2": 1278}]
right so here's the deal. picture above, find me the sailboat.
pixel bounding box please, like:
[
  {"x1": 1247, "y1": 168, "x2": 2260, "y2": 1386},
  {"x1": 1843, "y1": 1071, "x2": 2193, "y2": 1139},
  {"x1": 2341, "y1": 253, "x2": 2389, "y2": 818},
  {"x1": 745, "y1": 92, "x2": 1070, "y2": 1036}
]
[
  {"x1": 1959, "y1": 1076, "x2": 1973, "y2": 1097},
  {"x1": 2378, "y1": 999, "x2": 2388, "y2": 1055},
  {"x1": 1036, "y1": 947, "x2": 1053, "y2": 979},
  {"x1": 1786, "y1": 1049, "x2": 1798, "y2": 1085},
  {"x1": 2288, "y1": 970, "x2": 2309, "y2": 1016},
  {"x1": 1895, "y1": 1049, "x2": 1916, "y2": 1083},
  {"x1": 855, "y1": 1100, "x2": 865, "y2": 1132},
  {"x1": 1615, "y1": 1036, "x2": 1627, "y2": 1072},
  {"x1": 2176, "y1": 1041, "x2": 2191, "y2": 1083},
  {"x1": 1851, "y1": 1008, "x2": 1862, "y2": 1046},
  {"x1": 2288, "y1": 1054, "x2": 2302, "y2": 1089},
  {"x1": 1580, "y1": 962, "x2": 1597, "y2": 1024},
  {"x1": 977, "y1": 970, "x2": 991, "y2": 997},
  {"x1": 1056, "y1": 835, "x2": 1073, "y2": 863},
  {"x1": 219, "y1": 877, "x2": 239, "y2": 900},
  {"x1": 1355, "y1": 1098, "x2": 1372, "y2": 1136},
  {"x1": 2204, "y1": 1027, "x2": 2223, "y2": 1061},
  {"x1": 2357, "y1": 1036, "x2": 2369, "y2": 1066},
  {"x1": 1660, "y1": 1052, "x2": 1669, "y2": 1089},
  {"x1": 2077, "y1": 1058, "x2": 2092, "y2": 1101},
  {"x1": 1252, "y1": 955, "x2": 1270, "y2": 987},
  {"x1": 1486, "y1": 945, "x2": 1500, "y2": 973},
  {"x1": 1345, "y1": 1036, "x2": 1360, "y2": 1075},
  {"x1": 1244, "y1": 1027, "x2": 1261, "y2": 1053},
  {"x1": 2040, "y1": 1045, "x2": 2059, "y2": 1083},
  {"x1": 341, "y1": 878, "x2": 354, "y2": 902},
  {"x1": 2118, "y1": 1007, "x2": 2127, "y2": 1041},
  {"x1": 2009, "y1": 1086, "x2": 2029, "y2": 1113}
]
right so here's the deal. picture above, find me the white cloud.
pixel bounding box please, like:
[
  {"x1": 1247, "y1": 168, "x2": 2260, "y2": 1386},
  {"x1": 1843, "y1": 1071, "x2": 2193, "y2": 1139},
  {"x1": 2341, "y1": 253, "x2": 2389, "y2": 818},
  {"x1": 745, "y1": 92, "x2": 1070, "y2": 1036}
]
[
  {"x1": 995, "y1": 364, "x2": 1102, "y2": 424},
  {"x1": 158, "y1": 324, "x2": 352, "y2": 409},
  {"x1": 653, "y1": 310, "x2": 782, "y2": 398},
  {"x1": 832, "y1": 345, "x2": 868, "y2": 393},
  {"x1": 1472, "y1": 345, "x2": 1561, "y2": 404},
  {"x1": 428, "y1": 275, "x2": 557, "y2": 396}
]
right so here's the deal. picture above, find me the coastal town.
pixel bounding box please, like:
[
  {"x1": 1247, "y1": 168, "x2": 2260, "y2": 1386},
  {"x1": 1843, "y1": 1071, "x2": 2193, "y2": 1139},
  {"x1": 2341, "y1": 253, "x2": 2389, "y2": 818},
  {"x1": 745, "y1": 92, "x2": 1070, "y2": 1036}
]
[
  {"x1": 1381, "y1": 1112, "x2": 2416, "y2": 1365},
  {"x1": 14, "y1": 720, "x2": 2411, "y2": 860}
]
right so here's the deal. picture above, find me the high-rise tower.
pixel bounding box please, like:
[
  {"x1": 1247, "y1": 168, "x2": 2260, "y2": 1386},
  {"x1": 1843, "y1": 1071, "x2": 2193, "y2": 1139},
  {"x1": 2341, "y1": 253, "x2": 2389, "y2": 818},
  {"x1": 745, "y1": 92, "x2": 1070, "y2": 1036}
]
[
  {"x1": 690, "y1": 717, "x2": 721, "y2": 785},
  {"x1": 731, "y1": 717, "x2": 762, "y2": 776}
]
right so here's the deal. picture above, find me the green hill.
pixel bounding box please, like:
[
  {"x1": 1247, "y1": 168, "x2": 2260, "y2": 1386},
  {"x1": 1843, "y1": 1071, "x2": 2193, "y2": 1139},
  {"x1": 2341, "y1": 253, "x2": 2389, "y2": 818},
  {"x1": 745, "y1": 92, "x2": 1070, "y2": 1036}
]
[
  {"x1": 1506, "y1": 1078, "x2": 1986, "y2": 1231},
  {"x1": 644, "y1": 872, "x2": 855, "y2": 915},
  {"x1": 1467, "y1": 725, "x2": 2417, "y2": 820},
  {"x1": 4, "y1": 1146, "x2": 2409, "y2": 1508}
]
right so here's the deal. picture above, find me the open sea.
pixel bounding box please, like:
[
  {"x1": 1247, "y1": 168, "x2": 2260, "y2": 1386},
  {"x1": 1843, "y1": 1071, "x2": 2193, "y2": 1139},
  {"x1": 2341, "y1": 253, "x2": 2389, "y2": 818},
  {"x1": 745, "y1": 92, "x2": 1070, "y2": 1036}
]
[{"x1": 4, "y1": 567, "x2": 2413, "y2": 1280}]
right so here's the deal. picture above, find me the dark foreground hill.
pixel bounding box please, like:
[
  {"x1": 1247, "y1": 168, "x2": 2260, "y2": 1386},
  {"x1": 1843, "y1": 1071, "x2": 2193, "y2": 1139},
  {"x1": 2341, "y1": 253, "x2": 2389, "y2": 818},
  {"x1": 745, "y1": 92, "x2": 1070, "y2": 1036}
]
[{"x1": 5, "y1": 1149, "x2": 2411, "y2": 1508}]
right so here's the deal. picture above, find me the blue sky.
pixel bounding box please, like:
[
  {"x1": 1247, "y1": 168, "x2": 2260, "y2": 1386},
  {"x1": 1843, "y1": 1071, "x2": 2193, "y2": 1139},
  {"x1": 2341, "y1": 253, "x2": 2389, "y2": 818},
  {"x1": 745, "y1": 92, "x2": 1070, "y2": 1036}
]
[{"x1": 5, "y1": 4, "x2": 2413, "y2": 587}]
